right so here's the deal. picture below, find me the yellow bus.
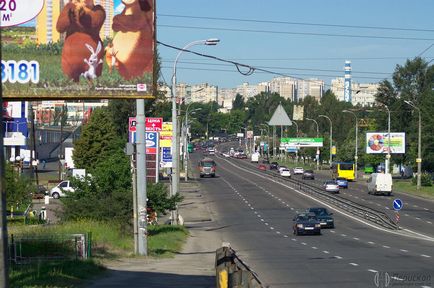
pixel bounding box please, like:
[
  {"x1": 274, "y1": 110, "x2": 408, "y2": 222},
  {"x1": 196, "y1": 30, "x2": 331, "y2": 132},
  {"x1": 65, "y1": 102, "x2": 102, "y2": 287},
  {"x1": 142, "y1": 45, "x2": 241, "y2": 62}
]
[{"x1": 331, "y1": 162, "x2": 355, "y2": 181}]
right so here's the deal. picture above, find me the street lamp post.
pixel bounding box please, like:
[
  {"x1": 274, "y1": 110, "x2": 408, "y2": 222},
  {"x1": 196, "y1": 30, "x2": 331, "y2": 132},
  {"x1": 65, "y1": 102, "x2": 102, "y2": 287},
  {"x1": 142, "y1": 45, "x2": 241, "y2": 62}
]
[
  {"x1": 319, "y1": 115, "x2": 333, "y2": 168},
  {"x1": 404, "y1": 100, "x2": 422, "y2": 190},
  {"x1": 383, "y1": 105, "x2": 391, "y2": 174},
  {"x1": 306, "y1": 118, "x2": 319, "y2": 170},
  {"x1": 343, "y1": 110, "x2": 358, "y2": 180},
  {"x1": 292, "y1": 120, "x2": 299, "y2": 163},
  {"x1": 171, "y1": 38, "x2": 219, "y2": 224}
]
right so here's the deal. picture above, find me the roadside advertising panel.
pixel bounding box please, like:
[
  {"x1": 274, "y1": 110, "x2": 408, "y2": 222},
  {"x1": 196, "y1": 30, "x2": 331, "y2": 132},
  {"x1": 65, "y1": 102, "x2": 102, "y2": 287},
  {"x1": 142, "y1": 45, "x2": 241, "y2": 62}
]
[
  {"x1": 366, "y1": 132, "x2": 406, "y2": 154},
  {"x1": 160, "y1": 122, "x2": 173, "y2": 148},
  {"x1": 1, "y1": 0, "x2": 155, "y2": 100},
  {"x1": 236, "y1": 133, "x2": 244, "y2": 138},
  {"x1": 292, "y1": 105, "x2": 304, "y2": 121},
  {"x1": 146, "y1": 117, "x2": 163, "y2": 131},
  {"x1": 281, "y1": 138, "x2": 323, "y2": 147},
  {"x1": 161, "y1": 147, "x2": 172, "y2": 168},
  {"x1": 145, "y1": 132, "x2": 158, "y2": 154},
  {"x1": 247, "y1": 130, "x2": 254, "y2": 139}
]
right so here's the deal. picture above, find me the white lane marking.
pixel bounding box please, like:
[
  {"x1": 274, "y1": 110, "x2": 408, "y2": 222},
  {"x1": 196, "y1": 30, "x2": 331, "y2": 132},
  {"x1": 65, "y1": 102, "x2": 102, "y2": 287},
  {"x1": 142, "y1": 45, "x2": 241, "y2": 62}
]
[
  {"x1": 334, "y1": 256, "x2": 343, "y2": 259},
  {"x1": 424, "y1": 208, "x2": 429, "y2": 211},
  {"x1": 413, "y1": 205, "x2": 419, "y2": 208},
  {"x1": 427, "y1": 221, "x2": 432, "y2": 224},
  {"x1": 353, "y1": 237, "x2": 360, "y2": 241},
  {"x1": 405, "y1": 214, "x2": 410, "y2": 216},
  {"x1": 368, "y1": 241, "x2": 375, "y2": 245},
  {"x1": 421, "y1": 254, "x2": 431, "y2": 258},
  {"x1": 292, "y1": 238, "x2": 297, "y2": 241},
  {"x1": 254, "y1": 211, "x2": 258, "y2": 214},
  {"x1": 361, "y1": 199, "x2": 366, "y2": 201},
  {"x1": 312, "y1": 247, "x2": 318, "y2": 249},
  {"x1": 391, "y1": 276, "x2": 404, "y2": 281},
  {"x1": 284, "y1": 235, "x2": 289, "y2": 238},
  {"x1": 260, "y1": 219, "x2": 264, "y2": 222},
  {"x1": 250, "y1": 207, "x2": 254, "y2": 210},
  {"x1": 265, "y1": 222, "x2": 269, "y2": 226},
  {"x1": 301, "y1": 242, "x2": 307, "y2": 245},
  {"x1": 270, "y1": 227, "x2": 274, "y2": 230},
  {"x1": 323, "y1": 250, "x2": 330, "y2": 254},
  {"x1": 258, "y1": 215, "x2": 261, "y2": 217},
  {"x1": 276, "y1": 231, "x2": 281, "y2": 234},
  {"x1": 330, "y1": 230, "x2": 336, "y2": 233},
  {"x1": 400, "y1": 249, "x2": 408, "y2": 253},
  {"x1": 368, "y1": 269, "x2": 378, "y2": 273},
  {"x1": 290, "y1": 207, "x2": 294, "y2": 210},
  {"x1": 421, "y1": 286, "x2": 432, "y2": 288},
  {"x1": 218, "y1": 160, "x2": 434, "y2": 242},
  {"x1": 349, "y1": 263, "x2": 359, "y2": 266},
  {"x1": 385, "y1": 207, "x2": 390, "y2": 210},
  {"x1": 383, "y1": 245, "x2": 390, "y2": 249},
  {"x1": 341, "y1": 234, "x2": 347, "y2": 237}
]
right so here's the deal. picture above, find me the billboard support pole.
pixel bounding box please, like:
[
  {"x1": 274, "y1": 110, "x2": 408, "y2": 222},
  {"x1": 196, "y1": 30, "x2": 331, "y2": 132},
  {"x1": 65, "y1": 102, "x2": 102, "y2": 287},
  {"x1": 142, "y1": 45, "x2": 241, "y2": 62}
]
[
  {"x1": 0, "y1": 87, "x2": 10, "y2": 287},
  {"x1": 136, "y1": 99, "x2": 147, "y2": 256}
]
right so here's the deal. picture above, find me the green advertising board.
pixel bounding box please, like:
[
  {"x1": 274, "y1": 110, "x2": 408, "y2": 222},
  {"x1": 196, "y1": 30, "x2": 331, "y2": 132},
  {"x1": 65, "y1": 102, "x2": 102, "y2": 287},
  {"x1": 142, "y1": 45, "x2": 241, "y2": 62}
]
[{"x1": 280, "y1": 138, "x2": 324, "y2": 147}]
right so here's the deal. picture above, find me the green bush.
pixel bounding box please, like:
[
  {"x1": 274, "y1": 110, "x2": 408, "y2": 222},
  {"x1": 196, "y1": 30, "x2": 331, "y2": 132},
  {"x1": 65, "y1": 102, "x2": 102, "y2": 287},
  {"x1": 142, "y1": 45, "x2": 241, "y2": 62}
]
[{"x1": 411, "y1": 173, "x2": 433, "y2": 186}]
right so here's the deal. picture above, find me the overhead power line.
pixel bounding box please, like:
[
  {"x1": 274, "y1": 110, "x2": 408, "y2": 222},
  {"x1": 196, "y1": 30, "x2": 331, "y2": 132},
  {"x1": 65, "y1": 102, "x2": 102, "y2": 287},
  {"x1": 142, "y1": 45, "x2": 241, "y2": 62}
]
[
  {"x1": 158, "y1": 13, "x2": 434, "y2": 33},
  {"x1": 159, "y1": 25, "x2": 434, "y2": 41}
]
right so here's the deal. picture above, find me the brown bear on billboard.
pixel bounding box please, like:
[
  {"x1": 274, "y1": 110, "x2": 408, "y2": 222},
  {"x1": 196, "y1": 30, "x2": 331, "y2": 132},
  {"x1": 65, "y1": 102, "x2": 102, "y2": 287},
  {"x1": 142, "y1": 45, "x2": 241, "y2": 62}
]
[
  {"x1": 112, "y1": 0, "x2": 154, "y2": 80},
  {"x1": 56, "y1": 0, "x2": 106, "y2": 82}
]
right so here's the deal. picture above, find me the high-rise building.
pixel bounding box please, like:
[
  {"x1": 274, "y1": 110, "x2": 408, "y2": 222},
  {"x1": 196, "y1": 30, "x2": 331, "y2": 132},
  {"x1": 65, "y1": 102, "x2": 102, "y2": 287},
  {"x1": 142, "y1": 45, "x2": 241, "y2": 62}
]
[
  {"x1": 331, "y1": 78, "x2": 378, "y2": 107},
  {"x1": 95, "y1": 0, "x2": 114, "y2": 40},
  {"x1": 36, "y1": 0, "x2": 62, "y2": 44},
  {"x1": 344, "y1": 60, "x2": 352, "y2": 102}
]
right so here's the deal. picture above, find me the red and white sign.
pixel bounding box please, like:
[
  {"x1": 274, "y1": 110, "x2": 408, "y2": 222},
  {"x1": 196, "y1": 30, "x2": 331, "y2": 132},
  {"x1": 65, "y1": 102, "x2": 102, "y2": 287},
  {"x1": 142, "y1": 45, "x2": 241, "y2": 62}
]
[
  {"x1": 146, "y1": 118, "x2": 163, "y2": 131},
  {"x1": 129, "y1": 117, "x2": 137, "y2": 132}
]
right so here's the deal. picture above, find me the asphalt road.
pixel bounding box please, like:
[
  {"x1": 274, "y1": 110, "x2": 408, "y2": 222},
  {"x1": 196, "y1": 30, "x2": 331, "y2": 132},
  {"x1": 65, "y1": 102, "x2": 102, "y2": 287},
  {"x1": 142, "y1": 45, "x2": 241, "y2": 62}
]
[{"x1": 192, "y1": 151, "x2": 434, "y2": 288}]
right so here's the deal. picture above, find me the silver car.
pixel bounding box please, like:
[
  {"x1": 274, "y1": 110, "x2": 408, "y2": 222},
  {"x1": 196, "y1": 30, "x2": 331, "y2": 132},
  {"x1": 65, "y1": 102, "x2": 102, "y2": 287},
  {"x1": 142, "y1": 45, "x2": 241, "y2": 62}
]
[{"x1": 323, "y1": 180, "x2": 340, "y2": 194}]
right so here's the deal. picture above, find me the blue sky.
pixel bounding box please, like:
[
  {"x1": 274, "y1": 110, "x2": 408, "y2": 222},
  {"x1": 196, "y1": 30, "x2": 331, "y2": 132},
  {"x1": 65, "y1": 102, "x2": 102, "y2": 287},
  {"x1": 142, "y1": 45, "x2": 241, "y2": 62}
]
[{"x1": 156, "y1": 0, "x2": 434, "y2": 89}]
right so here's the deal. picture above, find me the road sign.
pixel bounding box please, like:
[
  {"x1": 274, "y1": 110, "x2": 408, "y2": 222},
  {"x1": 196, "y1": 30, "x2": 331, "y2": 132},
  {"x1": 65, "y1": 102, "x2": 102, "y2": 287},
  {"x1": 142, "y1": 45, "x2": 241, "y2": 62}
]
[
  {"x1": 393, "y1": 199, "x2": 403, "y2": 211},
  {"x1": 161, "y1": 147, "x2": 172, "y2": 168},
  {"x1": 146, "y1": 118, "x2": 163, "y2": 131},
  {"x1": 129, "y1": 117, "x2": 137, "y2": 132}
]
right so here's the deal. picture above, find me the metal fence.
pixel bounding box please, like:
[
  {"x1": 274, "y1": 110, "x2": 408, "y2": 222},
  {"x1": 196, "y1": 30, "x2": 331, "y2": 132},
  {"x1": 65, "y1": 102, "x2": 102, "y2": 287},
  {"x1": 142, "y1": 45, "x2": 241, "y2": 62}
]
[{"x1": 8, "y1": 232, "x2": 92, "y2": 264}]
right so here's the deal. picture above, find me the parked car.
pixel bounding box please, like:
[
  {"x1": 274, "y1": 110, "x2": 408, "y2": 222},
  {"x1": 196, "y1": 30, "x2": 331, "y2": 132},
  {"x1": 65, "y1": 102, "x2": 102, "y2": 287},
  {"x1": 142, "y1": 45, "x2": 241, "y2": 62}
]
[
  {"x1": 323, "y1": 180, "x2": 340, "y2": 194},
  {"x1": 367, "y1": 173, "x2": 393, "y2": 196},
  {"x1": 269, "y1": 162, "x2": 279, "y2": 170},
  {"x1": 280, "y1": 168, "x2": 291, "y2": 177},
  {"x1": 50, "y1": 180, "x2": 75, "y2": 199},
  {"x1": 302, "y1": 170, "x2": 315, "y2": 180},
  {"x1": 293, "y1": 212, "x2": 321, "y2": 235},
  {"x1": 336, "y1": 177, "x2": 349, "y2": 189},
  {"x1": 293, "y1": 167, "x2": 304, "y2": 175},
  {"x1": 307, "y1": 207, "x2": 334, "y2": 228}
]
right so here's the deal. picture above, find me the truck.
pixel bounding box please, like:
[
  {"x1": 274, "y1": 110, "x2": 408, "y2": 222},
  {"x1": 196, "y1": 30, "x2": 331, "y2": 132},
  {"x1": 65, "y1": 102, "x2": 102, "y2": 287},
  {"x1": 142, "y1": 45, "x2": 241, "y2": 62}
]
[
  {"x1": 198, "y1": 157, "x2": 216, "y2": 178},
  {"x1": 65, "y1": 147, "x2": 75, "y2": 170},
  {"x1": 367, "y1": 173, "x2": 393, "y2": 196}
]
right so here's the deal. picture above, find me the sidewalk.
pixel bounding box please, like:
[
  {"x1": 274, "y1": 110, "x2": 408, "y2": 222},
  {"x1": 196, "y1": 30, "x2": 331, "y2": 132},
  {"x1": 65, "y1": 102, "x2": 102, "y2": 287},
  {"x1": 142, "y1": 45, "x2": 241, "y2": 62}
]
[{"x1": 85, "y1": 180, "x2": 222, "y2": 288}]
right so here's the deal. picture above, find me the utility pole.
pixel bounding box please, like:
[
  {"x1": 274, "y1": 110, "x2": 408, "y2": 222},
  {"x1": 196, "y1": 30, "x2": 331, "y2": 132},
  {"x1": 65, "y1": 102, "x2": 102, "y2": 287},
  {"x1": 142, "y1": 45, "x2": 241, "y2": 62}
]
[
  {"x1": 30, "y1": 104, "x2": 39, "y2": 185},
  {"x1": 136, "y1": 99, "x2": 147, "y2": 255},
  {"x1": 58, "y1": 105, "x2": 64, "y2": 180},
  {"x1": 1, "y1": 91, "x2": 10, "y2": 287}
]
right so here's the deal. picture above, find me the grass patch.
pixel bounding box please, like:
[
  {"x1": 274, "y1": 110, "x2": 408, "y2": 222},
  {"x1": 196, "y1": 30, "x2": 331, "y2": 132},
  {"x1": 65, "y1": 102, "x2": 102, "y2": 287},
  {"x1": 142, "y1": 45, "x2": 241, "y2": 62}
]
[
  {"x1": 10, "y1": 259, "x2": 105, "y2": 288},
  {"x1": 8, "y1": 221, "x2": 189, "y2": 286},
  {"x1": 393, "y1": 180, "x2": 434, "y2": 199},
  {"x1": 148, "y1": 225, "x2": 189, "y2": 257}
]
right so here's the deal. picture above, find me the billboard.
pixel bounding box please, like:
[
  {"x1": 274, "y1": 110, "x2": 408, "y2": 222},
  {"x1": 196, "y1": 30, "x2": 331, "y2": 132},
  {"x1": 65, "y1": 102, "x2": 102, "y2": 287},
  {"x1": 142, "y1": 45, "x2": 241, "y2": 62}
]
[
  {"x1": 366, "y1": 132, "x2": 406, "y2": 154},
  {"x1": 292, "y1": 105, "x2": 304, "y2": 121},
  {"x1": 281, "y1": 138, "x2": 323, "y2": 147},
  {"x1": 1, "y1": 0, "x2": 155, "y2": 100}
]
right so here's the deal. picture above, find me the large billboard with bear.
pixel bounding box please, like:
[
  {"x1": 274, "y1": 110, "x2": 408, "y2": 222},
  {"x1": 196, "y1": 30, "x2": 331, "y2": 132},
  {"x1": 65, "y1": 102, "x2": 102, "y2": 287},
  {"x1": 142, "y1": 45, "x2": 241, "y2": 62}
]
[{"x1": 1, "y1": 0, "x2": 155, "y2": 99}]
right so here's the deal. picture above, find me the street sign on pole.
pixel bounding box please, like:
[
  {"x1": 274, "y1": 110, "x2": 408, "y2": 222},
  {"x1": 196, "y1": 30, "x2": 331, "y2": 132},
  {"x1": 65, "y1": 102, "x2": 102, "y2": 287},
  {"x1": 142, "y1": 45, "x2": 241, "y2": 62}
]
[
  {"x1": 145, "y1": 118, "x2": 163, "y2": 131},
  {"x1": 393, "y1": 199, "x2": 403, "y2": 211}
]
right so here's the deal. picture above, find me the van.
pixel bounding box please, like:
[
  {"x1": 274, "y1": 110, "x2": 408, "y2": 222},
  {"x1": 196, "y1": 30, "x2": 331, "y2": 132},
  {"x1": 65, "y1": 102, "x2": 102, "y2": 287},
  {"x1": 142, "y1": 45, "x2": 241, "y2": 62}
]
[
  {"x1": 251, "y1": 152, "x2": 259, "y2": 163},
  {"x1": 367, "y1": 173, "x2": 393, "y2": 196},
  {"x1": 50, "y1": 180, "x2": 75, "y2": 199}
]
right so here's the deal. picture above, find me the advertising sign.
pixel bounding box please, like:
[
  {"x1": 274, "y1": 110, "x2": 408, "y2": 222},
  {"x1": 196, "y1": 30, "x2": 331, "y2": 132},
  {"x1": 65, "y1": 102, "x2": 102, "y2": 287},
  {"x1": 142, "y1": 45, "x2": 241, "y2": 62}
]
[
  {"x1": 129, "y1": 117, "x2": 137, "y2": 132},
  {"x1": 366, "y1": 132, "x2": 406, "y2": 154},
  {"x1": 236, "y1": 133, "x2": 244, "y2": 138},
  {"x1": 281, "y1": 138, "x2": 323, "y2": 147},
  {"x1": 247, "y1": 130, "x2": 254, "y2": 139},
  {"x1": 161, "y1": 147, "x2": 172, "y2": 168},
  {"x1": 146, "y1": 117, "x2": 163, "y2": 131},
  {"x1": 2, "y1": 0, "x2": 155, "y2": 100},
  {"x1": 160, "y1": 122, "x2": 173, "y2": 148},
  {"x1": 292, "y1": 105, "x2": 304, "y2": 121},
  {"x1": 145, "y1": 132, "x2": 158, "y2": 154}
]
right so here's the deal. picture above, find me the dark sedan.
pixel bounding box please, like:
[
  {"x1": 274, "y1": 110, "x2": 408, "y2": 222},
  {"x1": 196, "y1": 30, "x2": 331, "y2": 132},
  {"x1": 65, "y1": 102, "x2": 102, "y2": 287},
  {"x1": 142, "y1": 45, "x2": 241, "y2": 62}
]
[
  {"x1": 307, "y1": 207, "x2": 335, "y2": 228},
  {"x1": 269, "y1": 162, "x2": 279, "y2": 170},
  {"x1": 293, "y1": 213, "x2": 321, "y2": 235},
  {"x1": 302, "y1": 169, "x2": 315, "y2": 180}
]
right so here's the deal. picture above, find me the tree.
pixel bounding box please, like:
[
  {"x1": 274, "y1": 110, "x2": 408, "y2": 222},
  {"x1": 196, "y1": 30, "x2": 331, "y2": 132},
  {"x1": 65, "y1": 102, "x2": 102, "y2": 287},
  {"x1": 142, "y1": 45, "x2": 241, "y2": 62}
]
[
  {"x1": 4, "y1": 163, "x2": 33, "y2": 210},
  {"x1": 73, "y1": 108, "x2": 124, "y2": 171},
  {"x1": 232, "y1": 94, "x2": 245, "y2": 110}
]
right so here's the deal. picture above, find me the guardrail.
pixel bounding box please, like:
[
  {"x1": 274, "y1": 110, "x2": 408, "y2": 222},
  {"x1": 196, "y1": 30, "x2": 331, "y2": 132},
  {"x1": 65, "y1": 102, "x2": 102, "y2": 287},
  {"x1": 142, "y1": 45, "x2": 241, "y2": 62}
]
[
  {"x1": 216, "y1": 243, "x2": 264, "y2": 288},
  {"x1": 218, "y1": 154, "x2": 399, "y2": 231}
]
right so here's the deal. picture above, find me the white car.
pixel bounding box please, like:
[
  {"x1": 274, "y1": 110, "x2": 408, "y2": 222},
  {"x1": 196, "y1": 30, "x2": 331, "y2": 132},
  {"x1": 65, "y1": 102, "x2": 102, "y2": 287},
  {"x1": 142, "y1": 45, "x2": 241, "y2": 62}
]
[
  {"x1": 50, "y1": 180, "x2": 75, "y2": 199},
  {"x1": 278, "y1": 166, "x2": 288, "y2": 174},
  {"x1": 293, "y1": 167, "x2": 304, "y2": 175},
  {"x1": 280, "y1": 168, "x2": 291, "y2": 177}
]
